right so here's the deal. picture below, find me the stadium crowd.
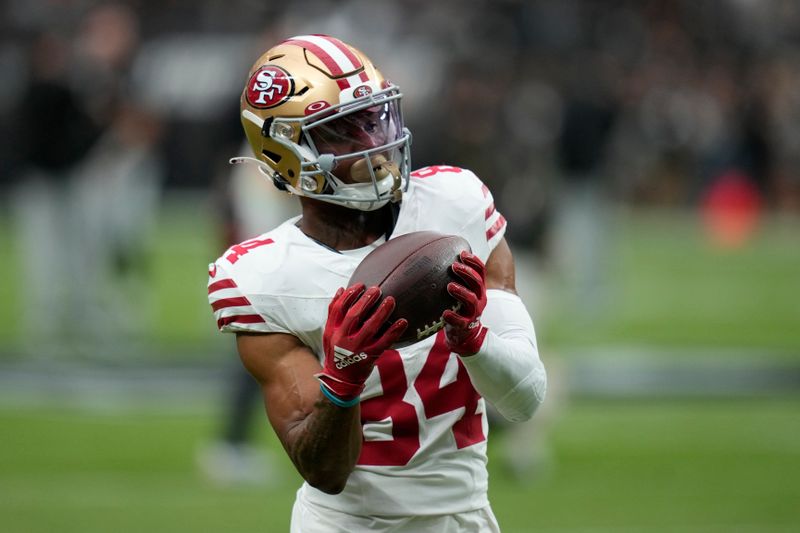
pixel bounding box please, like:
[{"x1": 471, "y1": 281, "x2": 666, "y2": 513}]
[
  {"x1": 3, "y1": 0, "x2": 799, "y2": 210},
  {"x1": 3, "y1": 0, "x2": 798, "y2": 345}
]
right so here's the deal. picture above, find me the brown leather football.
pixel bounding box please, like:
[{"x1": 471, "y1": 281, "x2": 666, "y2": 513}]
[{"x1": 348, "y1": 231, "x2": 471, "y2": 347}]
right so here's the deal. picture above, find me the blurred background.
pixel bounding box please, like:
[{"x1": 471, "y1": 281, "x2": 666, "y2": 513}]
[{"x1": 1, "y1": 0, "x2": 799, "y2": 531}]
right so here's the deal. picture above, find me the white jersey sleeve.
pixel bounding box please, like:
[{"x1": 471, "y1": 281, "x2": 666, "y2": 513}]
[
  {"x1": 206, "y1": 220, "x2": 351, "y2": 354},
  {"x1": 208, "y1": 250, "x2": 289, "y2": 333}
]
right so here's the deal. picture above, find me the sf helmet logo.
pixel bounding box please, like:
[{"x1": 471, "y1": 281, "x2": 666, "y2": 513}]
[
  {"x1": 246, "y1": 66, "x2": 295, "y2": 109},
  {"x1": 353, "y1": 85, "x2": 372, "y2": 98}
]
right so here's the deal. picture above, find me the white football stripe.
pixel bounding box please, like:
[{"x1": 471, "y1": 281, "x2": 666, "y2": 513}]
[
  {"x1": 293, "y1": 34, "x2": 358, "y2": 72},
  {"x1": 345, "y1": 73, "x2": 366, "y2": 88},
  {"x1": 208, "y1": 288, "x2": 244, "y2": 302}
]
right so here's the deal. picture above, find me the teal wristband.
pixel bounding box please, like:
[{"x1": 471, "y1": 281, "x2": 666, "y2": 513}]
[{"x1": 319, "y1": 384, "x2": 360, "y2": 408}]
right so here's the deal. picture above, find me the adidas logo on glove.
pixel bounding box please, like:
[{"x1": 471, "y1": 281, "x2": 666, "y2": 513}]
[{"x1": 333, "y1": 346, "x2": 368, "y2": 369}]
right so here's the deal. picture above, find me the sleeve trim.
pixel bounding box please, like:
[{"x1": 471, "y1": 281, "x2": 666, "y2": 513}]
[
  {"x1": 217, "y1": 313, "x2": 267, "y2": 329},
  {"x1": 486, "y1": 214, "x2": 506, "y2": 242}
]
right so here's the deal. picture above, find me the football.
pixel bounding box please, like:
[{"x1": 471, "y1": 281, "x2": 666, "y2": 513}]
[{"x1": 348, "y1": 231, "x2": 471, "y2": 347}]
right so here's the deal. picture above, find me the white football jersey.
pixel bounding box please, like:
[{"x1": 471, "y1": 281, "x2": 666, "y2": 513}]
[{"x1": 208, "y1": 165, "x2": 507, "y2": 516}]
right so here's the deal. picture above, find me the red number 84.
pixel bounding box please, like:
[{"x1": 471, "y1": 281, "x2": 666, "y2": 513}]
[{"x1": 357, "y1": 331, "x2": 485, "y2": 466}]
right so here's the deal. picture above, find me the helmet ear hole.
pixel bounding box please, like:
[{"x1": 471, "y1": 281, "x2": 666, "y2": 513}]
[
  {"x1": 260, "y1": 149, "x2": 290, "y2": 191},
  {"x1": 260, "y1": 117, "x2": 274, "y2": 138},
  {"x1": 262, "y1": 149, "x2": 282, "y2": 164}
]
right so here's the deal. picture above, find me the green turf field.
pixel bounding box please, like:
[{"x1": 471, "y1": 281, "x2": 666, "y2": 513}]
[
  {"x1": 2, "y1": 399, "x2": 799, "y2": 532},
  {"x1": 1, "y1": 204, "x2": 799, "y2": 357},
  {"x1": 541, "y1": 210, "x2": 800, "y2": 353}
]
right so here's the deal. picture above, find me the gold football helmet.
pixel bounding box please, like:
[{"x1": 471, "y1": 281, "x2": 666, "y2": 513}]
[{"x1": 232, "y1": 35, "x2": 412, "y2": 211}]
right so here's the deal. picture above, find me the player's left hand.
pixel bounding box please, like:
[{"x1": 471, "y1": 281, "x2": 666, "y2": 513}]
[{"x1": 443, "y1": 251, "x2": 489, "y2": 356}]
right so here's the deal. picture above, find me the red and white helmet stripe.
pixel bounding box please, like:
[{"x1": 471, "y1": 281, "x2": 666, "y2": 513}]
[{"x1": 283, "y1": 34, "x2": 370, "y2": 90}]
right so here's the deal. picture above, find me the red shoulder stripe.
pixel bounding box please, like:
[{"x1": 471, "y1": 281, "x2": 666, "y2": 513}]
[
  {"x1": 486, "y1": 215, "x2": 506, "y2": 241},
  {"x1": 217, "y1": 314, "x2": 266, "y2": 329},
  {"x1": 211, "y1": 296, "x2": 252, "y2": 311},
  {"x1": 208, "y1": 279, "x2": 237, "y2": 294},
  {"x1": 485, "y1": 202, "x2": 496, "y2": 220}
]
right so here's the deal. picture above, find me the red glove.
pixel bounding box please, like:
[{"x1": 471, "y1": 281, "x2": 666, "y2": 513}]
[
  {"x1": 443, "y1": 251, "x2": 489, "y2": 356},
  {"x1": 317, "y1": 283, "x2": 407, "y2": 407}
]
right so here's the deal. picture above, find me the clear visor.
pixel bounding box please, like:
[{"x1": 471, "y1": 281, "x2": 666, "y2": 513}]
[{"x1": 303, "y1": 99, "x2": 404, "y2": 182}]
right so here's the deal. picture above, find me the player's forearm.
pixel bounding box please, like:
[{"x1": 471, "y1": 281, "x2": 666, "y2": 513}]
[
  {"x1": 459, "y1": 289, "x2": 547, "y2": 422},
  {"x1": 284, "y1": 397, "x2": 362, "y2": 494}
]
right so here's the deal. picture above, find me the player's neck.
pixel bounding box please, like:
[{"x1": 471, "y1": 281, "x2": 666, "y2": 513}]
[{"x1": 298, "y1": 199, "x2": 394, "y2": 251}]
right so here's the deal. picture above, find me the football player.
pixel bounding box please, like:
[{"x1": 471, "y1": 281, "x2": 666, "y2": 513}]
[{"x1": 208, "y1": 34, "x2": 546, "y2": 532}]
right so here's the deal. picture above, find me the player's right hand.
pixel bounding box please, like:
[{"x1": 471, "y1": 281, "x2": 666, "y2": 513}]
[{"x1": 316, "y1": 283, "x2": 407, "y2": 406}]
